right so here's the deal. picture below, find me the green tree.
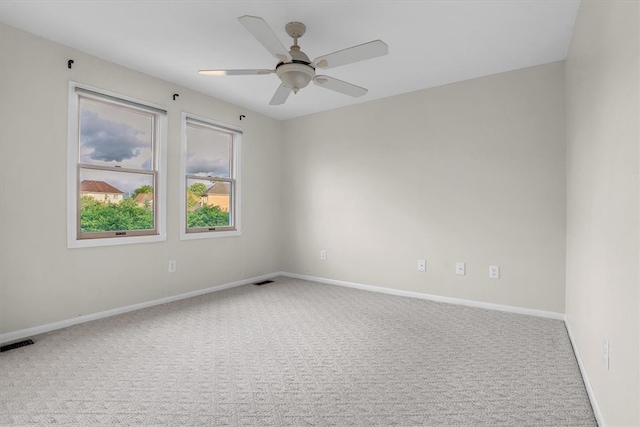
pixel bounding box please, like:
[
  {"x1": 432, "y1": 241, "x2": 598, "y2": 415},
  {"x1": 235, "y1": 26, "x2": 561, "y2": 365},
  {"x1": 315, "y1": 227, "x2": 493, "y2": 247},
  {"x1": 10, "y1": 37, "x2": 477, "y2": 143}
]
[
  {"x1": 80, "y1": 196, "x2": 153, "y2": 233},
  {"x1": 187, "y1": 205, "x2": 229, "y2": 228},
  {"x1": 188, "y1": 182, "x2": 207, "y2": 195},
  {"x1": 187, "y1": 182, "x2": 207, "y2": 209}
]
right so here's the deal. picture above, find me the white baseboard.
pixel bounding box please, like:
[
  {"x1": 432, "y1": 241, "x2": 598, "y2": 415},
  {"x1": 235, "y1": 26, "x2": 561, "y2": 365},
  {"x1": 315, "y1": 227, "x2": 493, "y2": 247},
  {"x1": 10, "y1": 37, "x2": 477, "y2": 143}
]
[
  {"x1": 0, "y1": 272, "x2": 279, "y2": 345},
  {"x1": 280, "y1": 271, "x2": 566, "y2": 320},
  {"x1": 565, "y1": 319, "x2": 605, "y2": 427},
  {"x1": 2, "y1": 271, "x2": 565, "y2": 344}
]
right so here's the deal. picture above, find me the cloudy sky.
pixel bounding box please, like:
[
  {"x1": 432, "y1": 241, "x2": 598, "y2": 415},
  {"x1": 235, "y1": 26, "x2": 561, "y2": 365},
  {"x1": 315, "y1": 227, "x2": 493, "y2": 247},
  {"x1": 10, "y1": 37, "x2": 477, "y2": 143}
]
[
  {"x1": 80, "y1": 98, "x2": 153, "y2": 168},
  {"x1": 79, "y1": 98, "x2": 233, "y2": 197},
  {"x1": 185, "y1": 123, "x2": 231, "y2": 179},
  {"x1": 79, "y1": 97, "x2": 154, "y2": 196}
]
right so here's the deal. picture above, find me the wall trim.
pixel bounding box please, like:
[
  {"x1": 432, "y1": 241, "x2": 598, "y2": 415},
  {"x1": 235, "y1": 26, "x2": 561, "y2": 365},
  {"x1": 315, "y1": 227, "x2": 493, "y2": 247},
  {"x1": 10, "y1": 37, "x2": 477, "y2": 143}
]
[
  {"x1": 1, "y1": 271, "x2": 566, "y2": 345},
  {"x1": 565, "y1": 318, "x2": 605, "y2": 427},
  {"x1": 280, "y1": 272, "x2": 566, "y2": 320},
  {"x1": 0, "y1": 272, "x2": 280, "y2": 345}
]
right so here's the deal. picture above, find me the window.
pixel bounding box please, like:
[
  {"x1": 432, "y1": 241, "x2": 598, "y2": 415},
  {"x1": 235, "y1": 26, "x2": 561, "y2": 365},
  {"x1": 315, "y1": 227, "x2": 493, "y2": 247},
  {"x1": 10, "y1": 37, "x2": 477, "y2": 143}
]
[
  {"x1": 181, "y1": 114, "x2": 241, "y2": 239},
  {"x1": 68, "y1": 83, "x2": 167, "y2": 248}
]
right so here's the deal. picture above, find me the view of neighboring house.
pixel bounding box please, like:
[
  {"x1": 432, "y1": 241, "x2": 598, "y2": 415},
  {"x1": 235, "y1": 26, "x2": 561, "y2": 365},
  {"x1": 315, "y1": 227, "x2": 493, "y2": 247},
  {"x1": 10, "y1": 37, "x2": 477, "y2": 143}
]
[
  {"x1": 201, "y1": 182, "x2": 230, "y2": 212},
  {"x1": 134, "y1": 192, "x2": 153, "y2": 208},
  {"x1": 80, "y1": 180, "x2": 124, "y2": 204}
]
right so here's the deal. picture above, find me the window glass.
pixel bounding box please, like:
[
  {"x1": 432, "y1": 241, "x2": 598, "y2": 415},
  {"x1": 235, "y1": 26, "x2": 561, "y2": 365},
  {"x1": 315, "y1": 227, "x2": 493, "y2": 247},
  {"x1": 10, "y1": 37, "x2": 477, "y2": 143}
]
[
  {"x1": 183, "y1": 117, "x2": 240, "y2": 237},
  {"x1": 79, "y1": 169, "x2": 154, "y2": 233},
  {"x1": 68, "y1": 84, "x2": 166, "y2": 247},
  {"x1": 186, "y1": 178, "x2": 232, "y2": 229},
  {"x1": 185, "y1": 123, "x2": 231, "y2": 178},
  {"x1": 79, "y1": 97, "x2": 154, "y2": 170}
]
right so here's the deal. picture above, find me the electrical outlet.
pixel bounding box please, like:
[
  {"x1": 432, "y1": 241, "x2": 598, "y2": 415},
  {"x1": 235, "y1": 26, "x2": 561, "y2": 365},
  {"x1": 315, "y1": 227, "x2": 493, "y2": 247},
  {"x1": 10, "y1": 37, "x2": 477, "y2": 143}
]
[
  {"x1": 320, "y1": 250, "x2": 327, "y2": 260},
  {"x1": 489, "y1": 265, "x2": 500, "y2": 279},
  {"x1": 456, "y1": 262, "x2": 465, "y2": 275},
  {"x1": 168, "y1": 260, "x2": 177, "y2": 273},
  {"x1": 417, "y1": 259, "x2": 426, "y2": 272},
  {"x1": 603, "y1": 337, "x2": 610, "y2": 370}
]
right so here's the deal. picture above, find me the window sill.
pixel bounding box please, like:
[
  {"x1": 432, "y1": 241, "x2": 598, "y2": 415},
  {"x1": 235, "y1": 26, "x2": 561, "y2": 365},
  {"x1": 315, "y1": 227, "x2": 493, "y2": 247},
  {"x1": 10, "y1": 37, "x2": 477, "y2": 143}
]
[
  {"x1": 180, "y1": 229, "x2": 241, "y2": 240},
  {"x1": 68, "y1": 233, "x2": 167, "y2": 249}
]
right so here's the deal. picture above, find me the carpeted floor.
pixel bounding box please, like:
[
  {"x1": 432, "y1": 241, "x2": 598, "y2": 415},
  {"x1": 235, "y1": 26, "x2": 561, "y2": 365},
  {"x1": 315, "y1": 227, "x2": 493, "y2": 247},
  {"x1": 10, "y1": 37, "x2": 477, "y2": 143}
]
[{"x1": 1, "y1": 276, "x2": 596, "y2": 426}]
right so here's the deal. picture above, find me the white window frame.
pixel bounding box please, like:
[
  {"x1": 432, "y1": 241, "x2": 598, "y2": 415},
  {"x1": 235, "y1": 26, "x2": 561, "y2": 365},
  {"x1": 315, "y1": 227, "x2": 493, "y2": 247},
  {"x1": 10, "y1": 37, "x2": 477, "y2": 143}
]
[
  {"x1": 67, "y1": 82, "x2": 167, "y2": 248},
  {"x1": 180, "y1": 113, "x2": 242, "y2": 240}
]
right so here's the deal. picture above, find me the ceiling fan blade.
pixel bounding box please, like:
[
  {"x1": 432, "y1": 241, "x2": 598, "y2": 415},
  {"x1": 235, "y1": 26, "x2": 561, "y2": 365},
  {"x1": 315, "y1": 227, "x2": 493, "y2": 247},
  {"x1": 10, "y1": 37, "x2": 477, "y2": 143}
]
[
  {"x1": 313, "y1": 76, "x2": 368, "y2": 97},
  {"x1": 312, "y1": 40, "x2": 388, "y2": 69},
  {"x1": 269, "y1": 84, "x2": 292, "y2": 105},
  {"x1": 238, "y1": 15, "x2": 292, "y2": 63},
  {"x1": 198, "y1": 69, "x2": 273, "y2": 76}
]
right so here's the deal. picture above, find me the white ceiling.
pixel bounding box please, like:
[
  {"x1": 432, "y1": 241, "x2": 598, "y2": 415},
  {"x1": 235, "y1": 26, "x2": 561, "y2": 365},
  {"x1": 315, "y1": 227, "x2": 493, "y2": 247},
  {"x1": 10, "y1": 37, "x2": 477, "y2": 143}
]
[{"x1": 0, "y1": 1, "x2": 580, "y2": 121}]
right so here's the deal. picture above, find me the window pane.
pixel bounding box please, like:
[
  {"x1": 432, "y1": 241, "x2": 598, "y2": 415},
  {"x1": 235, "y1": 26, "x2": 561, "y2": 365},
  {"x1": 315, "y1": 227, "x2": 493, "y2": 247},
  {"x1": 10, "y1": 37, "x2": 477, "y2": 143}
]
[
  {"x1": 80, "y1": 169, "x2": 154, "y2": 233},
  {"x1": 186, "y1": 124, "x2": 231, "y2": 179},
  {"x1": 186, "y1": 178, "x2": 231, "y2": 229},
  {"x1": 79, "y1": 97, "x2": 154, "y2": 170}
]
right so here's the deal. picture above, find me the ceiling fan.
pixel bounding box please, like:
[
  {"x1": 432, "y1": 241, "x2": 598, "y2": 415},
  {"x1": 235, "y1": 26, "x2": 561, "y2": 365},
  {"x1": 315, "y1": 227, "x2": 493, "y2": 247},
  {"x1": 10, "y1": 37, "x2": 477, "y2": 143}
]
[{"x1": 199, "y1": 15, "x2": 389, "y2": 105}]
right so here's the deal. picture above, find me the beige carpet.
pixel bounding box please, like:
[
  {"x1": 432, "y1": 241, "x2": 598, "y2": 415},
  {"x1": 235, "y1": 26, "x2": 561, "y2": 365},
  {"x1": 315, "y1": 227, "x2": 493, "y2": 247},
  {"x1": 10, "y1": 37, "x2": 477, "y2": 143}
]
[{"x1": 0, "y1": 276, "x2": 596, "y2": 426}]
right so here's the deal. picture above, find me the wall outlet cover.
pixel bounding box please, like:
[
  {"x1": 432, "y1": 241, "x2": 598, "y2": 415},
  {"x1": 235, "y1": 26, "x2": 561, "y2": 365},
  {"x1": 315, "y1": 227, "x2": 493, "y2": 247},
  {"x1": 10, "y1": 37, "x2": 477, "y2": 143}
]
[{"x1": 489, "y1": 265, "x2": 500, "y2": 279}]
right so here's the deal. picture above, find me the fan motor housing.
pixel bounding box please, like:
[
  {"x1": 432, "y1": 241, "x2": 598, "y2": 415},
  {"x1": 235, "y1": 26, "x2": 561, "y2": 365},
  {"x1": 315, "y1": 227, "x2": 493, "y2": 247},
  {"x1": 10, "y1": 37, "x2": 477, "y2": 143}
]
[{"x1": 275, "y1": 62, "x2": 315, "y2": 93}]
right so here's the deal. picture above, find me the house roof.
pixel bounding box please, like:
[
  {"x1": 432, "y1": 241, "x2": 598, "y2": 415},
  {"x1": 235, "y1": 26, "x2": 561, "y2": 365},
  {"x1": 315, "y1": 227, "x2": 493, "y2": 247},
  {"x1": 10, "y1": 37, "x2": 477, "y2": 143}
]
[
  {"x1": 80, "y1": 180, "x2": 124, "y2": 194},
  {"x1": 205, "y1": 182, "x2": 230, "y2": 195},
  {"x1": 134, "y1": 193, "x2": 153, "y2": 203}
]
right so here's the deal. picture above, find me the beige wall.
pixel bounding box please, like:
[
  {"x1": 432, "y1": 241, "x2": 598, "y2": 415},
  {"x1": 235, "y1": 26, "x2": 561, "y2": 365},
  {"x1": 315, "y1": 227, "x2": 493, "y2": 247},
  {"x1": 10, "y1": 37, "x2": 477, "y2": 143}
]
[
  {"x1": 281, "y1": 61, "x2": 567, "y2": 313},
  {"x1": 0, "y1": 23, "x2": 283, "y2": 334},
  {"x1": 565, "y1": 1, "x2": 640, "y2": 425},
  {"x1": 3, "y1": 9, "x2": 639, "y2": 423}
]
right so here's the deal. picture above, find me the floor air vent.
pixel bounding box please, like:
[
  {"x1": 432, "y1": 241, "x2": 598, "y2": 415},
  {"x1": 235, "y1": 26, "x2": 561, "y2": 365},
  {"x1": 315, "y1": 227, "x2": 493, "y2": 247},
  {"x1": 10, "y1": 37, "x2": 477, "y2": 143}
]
[
  {"x1": 253, "y1": 280, "x2": 274, "y2": 286},
  {"x1": 1, "y1": 339, "x2": 34, "y2": 353}
]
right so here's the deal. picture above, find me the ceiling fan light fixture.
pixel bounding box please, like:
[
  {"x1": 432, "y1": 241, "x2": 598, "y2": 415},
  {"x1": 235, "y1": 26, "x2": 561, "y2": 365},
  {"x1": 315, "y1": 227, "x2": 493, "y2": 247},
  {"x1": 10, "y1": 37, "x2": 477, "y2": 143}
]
[
  {"x1": 276, "y1": 63, "x2": 315, "y2": 93},
  {"x1": 201, "y1": 16, "x2": 389, "y2": 105}
]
